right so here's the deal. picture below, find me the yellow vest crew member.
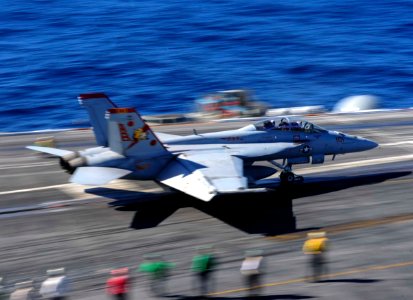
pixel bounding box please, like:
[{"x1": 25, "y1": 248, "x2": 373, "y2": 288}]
[{"x1": 303, "y1": 232, "x2": 329, "y2": 282}]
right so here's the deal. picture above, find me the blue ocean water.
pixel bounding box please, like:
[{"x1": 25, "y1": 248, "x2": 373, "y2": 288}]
[{"x1": 1, "y1": 0, "x2": 413, "y2": 131}]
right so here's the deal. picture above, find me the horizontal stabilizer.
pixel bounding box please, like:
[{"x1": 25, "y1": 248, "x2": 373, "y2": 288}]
[
  {"x1": 26, "y1": 146, "x2": 74, "y2": 157},
  {"x1": 70, "y1": 167, "x2": 132, "y2": 185}
]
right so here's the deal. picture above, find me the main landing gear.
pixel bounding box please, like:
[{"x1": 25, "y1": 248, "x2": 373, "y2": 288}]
[
  {"x1": 269, "y1": 161, "x2": 304, "y2": 184},
  {"x1": 279, "y1": 171, "x2": 304, "y2": 184}
]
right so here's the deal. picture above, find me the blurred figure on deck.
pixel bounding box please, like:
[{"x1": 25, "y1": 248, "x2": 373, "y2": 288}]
[
  {"x1": 39, "y1": 268, "x2": 70, "y2": 300},
  {"x1": 303, "y1": 232, "x2": 329, "y2": 282},
  {"x1": 138, "y1": 255, "x2": 175, "y2": 297},
  {"x1": 9, "y1": 281, "x2": 35, "y2": 300},
  {"x1": 106, "y1": 268, "x2": 129, "y2": 300},
  {"x1": 191, "y1": 246, "x2": 217, "y2": 297},
  {"x1": 240, "y1": 250, "x2": 264, "y2": 298},
  {"x1": 33, "y1": 137, "x2": 56, "y2": 149}
]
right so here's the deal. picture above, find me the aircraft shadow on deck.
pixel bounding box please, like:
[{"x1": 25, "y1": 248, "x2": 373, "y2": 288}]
[
  {"x1": 319, "y1": 278, "x2": 380, "y2": 284},
  {"x1": 85, "y1": 171, "x2": 411, "y2": 235}
]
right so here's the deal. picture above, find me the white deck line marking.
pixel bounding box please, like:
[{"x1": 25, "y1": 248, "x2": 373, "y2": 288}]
[
  {"x1": 0, "y1": 184, "x2": 71, "y2": 195},
  {"x1": 0, "y1": 171, "x2": 63, "y2": 178},
  {"x1": 0, "y1": 157, "x2": 43, "y2": 163},
  {"x1": 0, "y1": 162, "x2": 56, "y2": 170},
  {"x1": 380, "y1": 141, "x2": 413, "y2": 146},
  {"x1": 297, "y1": 154, "x2": 413, "y2": 175}
]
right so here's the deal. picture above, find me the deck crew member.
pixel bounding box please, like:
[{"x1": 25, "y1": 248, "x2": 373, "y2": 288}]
[{"x1": 303, "y1": 232, "x2": 329, "y2": 282}]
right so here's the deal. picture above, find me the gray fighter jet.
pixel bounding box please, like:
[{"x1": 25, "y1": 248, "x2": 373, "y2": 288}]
[{"x1": 27, "y1": 93, "x2": 378, "y2": 201}]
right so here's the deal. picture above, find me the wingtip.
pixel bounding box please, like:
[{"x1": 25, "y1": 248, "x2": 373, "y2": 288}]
[{"x1": 26, "y1": 145, "x2": 74, "y2": 157}]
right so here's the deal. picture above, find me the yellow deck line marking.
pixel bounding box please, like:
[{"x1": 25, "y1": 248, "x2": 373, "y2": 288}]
[
  {"x1": 209, "y1": 260, "x2": 413, "y2": 296},
  {"x1": 267, "y1": 212, "x2": 413, "y2": 241}
]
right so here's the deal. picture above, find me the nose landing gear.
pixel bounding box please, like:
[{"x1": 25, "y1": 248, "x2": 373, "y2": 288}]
[{"x1": 269, "y1": 160, "x2": 304, "y2": 185}]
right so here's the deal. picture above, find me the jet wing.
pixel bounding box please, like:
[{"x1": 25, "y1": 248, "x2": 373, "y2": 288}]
[
  {"x1": 157, "y1": 142, "x2": 303, "y2": 201},
  {"x1": 157, "y1": 152, "x2": 248, "y2": 201}
]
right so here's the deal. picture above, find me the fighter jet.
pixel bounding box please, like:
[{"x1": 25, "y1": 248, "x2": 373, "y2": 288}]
[{"x1": 27, "y1": 93, "x2": 378, "y2": 201}]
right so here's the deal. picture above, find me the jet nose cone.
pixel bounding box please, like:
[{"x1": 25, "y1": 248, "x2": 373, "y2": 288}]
[{"x1": 362, "y1": 138, "x2": 378, "y2": 150}]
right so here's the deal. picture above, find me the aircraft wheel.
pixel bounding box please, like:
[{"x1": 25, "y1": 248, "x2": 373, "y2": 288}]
[
  {"x1": 286, "y1": 172, "x2": 295, "y2": 183},
  {"x1": 280, "y1": 172, "x2": 295, "y2": 184}
]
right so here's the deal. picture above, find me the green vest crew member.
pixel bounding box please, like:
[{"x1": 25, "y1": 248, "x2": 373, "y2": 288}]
[
  {"x1": 139, "y1": 257, "x2": 175, "y2": 297},
  {"x1": 192, "y1": 251, "x2": 216, "y2": 296}
]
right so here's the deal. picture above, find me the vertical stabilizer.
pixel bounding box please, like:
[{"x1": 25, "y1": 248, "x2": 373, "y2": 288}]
[
  {"x1": 107, "y1": 108, "x2": 170, "y2": 159},
  {"x1": 78, "y1": 93, "x2": 117, "y2": 146}
]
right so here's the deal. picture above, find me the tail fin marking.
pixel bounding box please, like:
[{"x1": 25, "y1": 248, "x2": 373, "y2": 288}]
[{"x1": 107, "y1": 108, "x2": 170, "y2": 159}]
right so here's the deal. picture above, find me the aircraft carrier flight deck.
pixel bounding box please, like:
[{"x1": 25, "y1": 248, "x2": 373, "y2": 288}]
[{"x1": 0, "y1": 110, "x2": 412, "y2": 299}]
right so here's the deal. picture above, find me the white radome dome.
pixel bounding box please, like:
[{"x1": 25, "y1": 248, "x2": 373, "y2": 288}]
[{"x1": 333, "y1": 95, "x2": 380, "y2": 113}]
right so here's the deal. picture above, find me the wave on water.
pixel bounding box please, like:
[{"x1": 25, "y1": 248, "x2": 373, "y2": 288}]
[{"x1": 1, "y1": 0, "x2": 413, "y2": 131}]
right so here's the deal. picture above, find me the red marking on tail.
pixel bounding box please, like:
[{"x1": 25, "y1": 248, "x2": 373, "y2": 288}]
[
  {"x1": 109, "y1": 108, "x2": 136, "y2": 114},
  {"x1": 118, "y1": 124, "x2": 131, "y2": 141}
]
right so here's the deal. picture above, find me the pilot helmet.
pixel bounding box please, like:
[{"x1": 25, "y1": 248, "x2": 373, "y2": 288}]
[
  {"x1": 279, "y1": 118, "x2": 288, "y2": 126},
  {"x1": 263, "y1": 120, "x2": 275, "y2": 129}
]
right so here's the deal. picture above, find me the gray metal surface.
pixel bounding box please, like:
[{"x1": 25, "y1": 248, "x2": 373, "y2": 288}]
[{"x1": 0, "y1": 110, "x2": 412, "y2": 299}]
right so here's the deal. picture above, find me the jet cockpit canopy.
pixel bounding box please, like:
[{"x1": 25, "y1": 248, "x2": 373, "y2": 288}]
[{"x1": 253, "y1": 117, "x2": 327, "y2": 133}]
